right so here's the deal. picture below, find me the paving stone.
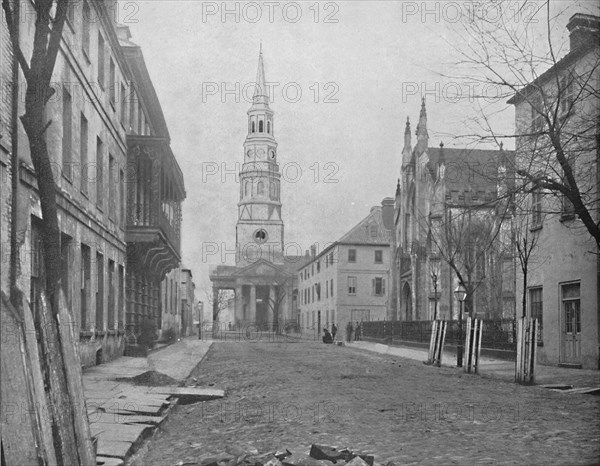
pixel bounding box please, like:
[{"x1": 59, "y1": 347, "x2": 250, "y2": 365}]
[{"x1": 133, "y1": 341, "x2": 600, "y2": 466}]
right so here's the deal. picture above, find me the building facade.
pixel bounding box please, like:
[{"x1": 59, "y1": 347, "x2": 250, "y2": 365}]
[
  {"x1": 180, "y1": 268, "x2": 196, "y2": 337},
  {"x1": 210, "y1": 48, "x2": 302, "y2": 330},
  {"x1": 393, "y1": 100, "x2": 515, "y2": 323},
  {"x1": 510, "y1": 14, "x2": 599, "y2": 369},
  {"x1": 298, "y1": 203, "x2": 392, "y2": 340},
  {"x1": 3, "y1": 2, "x2": 185, "y2": 366}
]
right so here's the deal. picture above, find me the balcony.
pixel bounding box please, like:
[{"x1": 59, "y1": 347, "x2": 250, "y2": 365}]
[{"x1": 126, "y1": 135, "x2": 186, "y2": 280}]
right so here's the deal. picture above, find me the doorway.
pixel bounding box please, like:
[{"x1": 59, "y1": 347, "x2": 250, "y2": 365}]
[{"x1": 560, "y1": 283, "x2": 581, "y2": 367}]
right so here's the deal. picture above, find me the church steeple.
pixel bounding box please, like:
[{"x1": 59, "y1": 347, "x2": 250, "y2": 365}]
[{"x1": 237, "y1": 45, "x2": 283, "y2": 266}]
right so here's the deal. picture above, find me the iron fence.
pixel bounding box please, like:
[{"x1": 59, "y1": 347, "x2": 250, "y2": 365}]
[{"x1": 361, "y1": 319, "x2": 516, "y2": 352}]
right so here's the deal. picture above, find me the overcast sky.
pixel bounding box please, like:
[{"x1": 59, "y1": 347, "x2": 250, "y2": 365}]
[{"x1": 120, "y1": 0, "x2": 598, "y2": 297}]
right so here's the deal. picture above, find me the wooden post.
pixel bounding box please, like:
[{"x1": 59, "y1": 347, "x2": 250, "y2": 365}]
[
  {"x1": 464, "y1": 317, "x2": 472, "y2": 373},
  {"x1": 437, "y1": 321, "x2": 448, "y2": 367},
  {"x1": 428, "y1": 320, "x2": 438, "y2": 364},
  {"x1": 475, "y1": 320, "x2": 483, "y2": 374},
  {"x1": 515, "y1": 317, "x2": 523, "y2": 383}
]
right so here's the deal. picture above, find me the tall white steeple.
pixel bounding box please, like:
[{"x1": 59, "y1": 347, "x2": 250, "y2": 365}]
[{"x1": 236, "y1": 46, "x2": 284, "y2": 266}]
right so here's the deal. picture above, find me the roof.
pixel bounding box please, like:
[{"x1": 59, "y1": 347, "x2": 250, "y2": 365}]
[
  {"x1": 338, "y1": 206, "x2": 391, "y2": 245},
  {"x1": 421, "y1": 146, "x2": 514, "y2": 195},
  {"x1": 507, "y1": 29, "x2": 599, "y2": 105}
]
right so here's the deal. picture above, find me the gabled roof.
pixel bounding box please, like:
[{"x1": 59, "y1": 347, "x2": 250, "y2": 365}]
[{"x1": 338, "y1": 206, "x2": 391, "y2": 245}]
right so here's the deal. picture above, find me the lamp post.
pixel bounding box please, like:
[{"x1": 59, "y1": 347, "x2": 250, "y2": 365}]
[{"x1": 454, "y1": 283, "x2": 467, "y2": 367}]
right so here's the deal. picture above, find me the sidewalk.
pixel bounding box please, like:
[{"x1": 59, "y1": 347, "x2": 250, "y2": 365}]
[
  {"x1": 83, "y1": 337, "x2": 212, "y2": 466},
  {"x1": 348, "y1": 340, "x2": 600, "y2": 389}
]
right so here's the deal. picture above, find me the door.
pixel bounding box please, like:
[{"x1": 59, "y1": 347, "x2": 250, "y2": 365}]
[{"x1": 560, "y1": 283, "x2": 581, "y2": 365}]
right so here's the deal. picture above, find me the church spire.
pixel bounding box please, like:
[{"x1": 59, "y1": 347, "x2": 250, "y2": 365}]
[
  {"x1": 253, "y1": 44, "x2": 268, "y2": 104},
  {"x1": 415, "y1": 97, "x2": 428, "y2": 154},
  {"x1": 402, "y1": 117, "x2": 412, "y2": 166}
]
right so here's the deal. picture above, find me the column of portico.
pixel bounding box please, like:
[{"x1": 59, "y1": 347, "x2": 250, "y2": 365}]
[
  {"x1": 268, "y1": 285, "x2": 275, "y2": 331},
  {"x1": 249, "y1": 285, "x2": 257, "y2": 324},
  {"x1": 235, "y1": 284, "x2": 244, "y2": 327}
]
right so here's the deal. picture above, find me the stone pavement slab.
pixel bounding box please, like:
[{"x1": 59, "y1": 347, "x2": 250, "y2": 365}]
[{"x1": 82, "y1": 337, "x2": 213, "y2": 464}]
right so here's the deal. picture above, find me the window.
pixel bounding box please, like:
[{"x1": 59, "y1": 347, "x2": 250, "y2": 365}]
[
  {"x1": 82, "y1": 1, "x2": 91, "y2": 57},
  {"x1": 108, "y1": 260, "x2": 115, "y2": 329},
  {"x1": 259, "y1": 120, "x2": 263, "y2": 132},
  {"x1": 96, "y1": 252, "x2": 104, "y2": 331},
  {"x1": 108, "y1": 154, "x2": 115, "y2": 219},
  {"x1": 562, "y1": 283, "x2": 580, "y2": 335},
  {"x1": 330, "y1": 279, "x2": 334, "y2": 297},
  {"x1": 129, "y1": 85, "x2": 136, "y2": 131},
  {"x1": 257, "y1": 181, "x2": 264, "y2": 196},
  {"x1": 326, "y1": 280, "x2": 329, "y2": 298},
  {"x1": 370, "y1": 225, "x2": 378, "y2": 238},
  {"x1": 80, "y1": 114, "x2": 88, "y2": 194},
  {"x1": 96, "y1": 137, "x2": 103, "y2": 209},
  {"x1": 138, "y1": 103, "x2": 143, "y2": 134},
  {"x1": 97, "y1": 33, "x2": 105, "y2": 87},
  {"x1": 317, "y1": 261, "x2": 320, "y2": 273},
  {"x1": 267, "y1": 121, "x2": 271, "y2": 133},
  {"x1": 252, "y1": 121, "x2": 255, "y2": 133},
  {"x1": 373, "y1": 277, "x2": 386, "y2": 296},
  {"x1": 120, "y1": 83, "x2": 126, "y2": 123},
  {"x1": 560, "y1": 75, "x2": 574, "y2": 115},
  {"x1": 62, "y1": 87, "x2": 72, "y2": 180},
  {"x1": 531, "y1": 189, "x2": 542, "y2": 227},
  {"x1": 529, "y1": 287, "x2": 543, "y2": 343},
  {"x1": 348, "y1": 249, "x2": 356, "y2": 263},
  {"x1": 109, "y1": 58, "x2": 116, "y2": 105},
  {"x1": 81, "y1": 243, "x2": 91, "y2": 331},
  {"x1": 374, "y1": 250, "x2": 383, "y2": 263},
  {"x1": 530, "y1": 95, "x2": 544, "y2": 133},
  {"x1": 348, "y1": 276, "x2": 356, "y2": 295},
  {"x1": 119, "y1": 168, "x2": 125, "y2": 226},
  {"x1": 317, "y1": 283, "x2": 321, "y2": 301}
]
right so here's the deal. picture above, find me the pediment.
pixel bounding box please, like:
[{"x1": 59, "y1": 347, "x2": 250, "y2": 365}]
[{"x1": 233, "y1": 259, "x2": 291, "y2": 278}]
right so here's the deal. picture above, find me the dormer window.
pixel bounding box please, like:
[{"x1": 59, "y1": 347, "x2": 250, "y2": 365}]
[{"x1": 259, "y1": 120, "x2": 264, "y2": 132}]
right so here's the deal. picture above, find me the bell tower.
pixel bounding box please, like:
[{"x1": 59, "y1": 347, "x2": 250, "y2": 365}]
[{"x1": 236, "y1": 46, "x2": 284, "y2": 266}]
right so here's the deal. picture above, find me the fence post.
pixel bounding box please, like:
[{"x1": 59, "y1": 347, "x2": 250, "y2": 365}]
[{"x1": 464, "y1": 317, "x2": 472, "y2": 373}]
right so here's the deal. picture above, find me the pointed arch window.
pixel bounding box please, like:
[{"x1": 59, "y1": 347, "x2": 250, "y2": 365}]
[
  {"x1": 267, "y1": 121, "x2": 271, "y2": 133},
  {"x1": 251, "y1": 121, "x2": 255, "y2": 133},
  {"x1": 259, "y1": 120, "x2": 264, "y2": 133},
  {"x1": 257, "y1": 181, "x2": 265, "y2": 195}
]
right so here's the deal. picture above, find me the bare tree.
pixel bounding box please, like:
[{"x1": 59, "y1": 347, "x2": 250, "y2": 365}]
[
  {"x1": 265, "y1": 276, "x2": 292, "y2": 332},
  {"x1": 449, "y1": 0, "x2": 600, "y2": 250},
  {"x1": 3, "y1": 1, "x2": 95, "y2": 464},
  {"x1": 205, "y1": 287, "x2": 234, "y2": 321},
  {"x1": 426, "y1": 202, "x2": 507, "y2": 318}
]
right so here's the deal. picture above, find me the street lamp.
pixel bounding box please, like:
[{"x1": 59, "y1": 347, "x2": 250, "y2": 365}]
[{"x1": 454, "y1": 283, "x2": 467, "y2": 367}]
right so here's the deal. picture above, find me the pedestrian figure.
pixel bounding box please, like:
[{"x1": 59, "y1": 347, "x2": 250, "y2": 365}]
[
  {"x1": 322, "y1": 327, "x2": 333, "y2": 344},
  {"x1": 331, "y1": 323, "x2": 338, "y2": 341},
  {"x1": 346, "y1": 321, "x2": 353, "y2": 343},
  {"x1": 354, "y1": 321, "x2": 361, "y2": 341}
]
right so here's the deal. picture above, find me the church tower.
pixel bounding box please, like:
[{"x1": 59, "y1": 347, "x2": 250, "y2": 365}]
[{"x1": 236, "y1": 46, "x2": 284, "y2": 266}]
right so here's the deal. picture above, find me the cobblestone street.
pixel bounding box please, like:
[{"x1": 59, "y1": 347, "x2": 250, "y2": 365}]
[{"x1": 131, "y1": 339, "x2": 600, "y2": 465}]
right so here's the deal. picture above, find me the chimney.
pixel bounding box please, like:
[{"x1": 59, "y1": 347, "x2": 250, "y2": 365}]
[
  {"x1": 567, "y1": 14, "x2": 600, "y2": 52},
  {"x1": 381, "y1": 197, "x2": 395, "y2": 230},
  {"x1": 116, "y1": 24, "x2": 132, "y2": 42},
  {"x1": 310, "y1": 245, "x2": 316, "y2": 257}
]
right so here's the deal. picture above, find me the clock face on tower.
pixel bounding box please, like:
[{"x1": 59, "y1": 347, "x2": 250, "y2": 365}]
[
  {"x1": 246, "y1": 149, "x2": 253, "y2": 159},
  {"x1": 269, "y1": 149, "x2": 276, "y2": 159}
]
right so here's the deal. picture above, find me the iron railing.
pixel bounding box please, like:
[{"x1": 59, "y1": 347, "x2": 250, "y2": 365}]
[{"x1": 362, "y1": 319, "x2": 516, "y2": 351}]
